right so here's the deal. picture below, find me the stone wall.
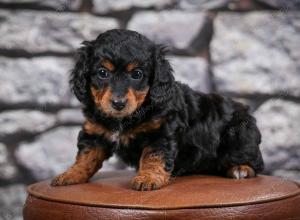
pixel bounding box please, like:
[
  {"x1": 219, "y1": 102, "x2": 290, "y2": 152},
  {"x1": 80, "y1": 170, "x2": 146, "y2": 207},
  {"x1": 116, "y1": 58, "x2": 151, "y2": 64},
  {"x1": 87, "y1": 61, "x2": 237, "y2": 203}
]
[{"x1": 0, "y1": 0, "x2": 299, "y2": 219}]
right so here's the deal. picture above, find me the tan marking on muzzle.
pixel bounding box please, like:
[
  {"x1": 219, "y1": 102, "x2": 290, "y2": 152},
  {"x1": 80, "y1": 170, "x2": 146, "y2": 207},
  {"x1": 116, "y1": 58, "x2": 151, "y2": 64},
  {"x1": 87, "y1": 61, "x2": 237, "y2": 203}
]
[{"x1": 91, "y1": 86, "x2": 112, "y2": 114}]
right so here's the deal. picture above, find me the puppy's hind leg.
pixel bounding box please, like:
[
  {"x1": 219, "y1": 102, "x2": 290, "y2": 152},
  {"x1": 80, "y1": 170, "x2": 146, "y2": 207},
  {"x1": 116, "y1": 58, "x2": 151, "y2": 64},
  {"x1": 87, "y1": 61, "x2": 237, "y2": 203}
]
[
  {"x1": 218, "y1": 112, "x2": 264, "y2": 179},
  {"x1": 227, "y1": 165, "x2": 256, "y2": 179}
]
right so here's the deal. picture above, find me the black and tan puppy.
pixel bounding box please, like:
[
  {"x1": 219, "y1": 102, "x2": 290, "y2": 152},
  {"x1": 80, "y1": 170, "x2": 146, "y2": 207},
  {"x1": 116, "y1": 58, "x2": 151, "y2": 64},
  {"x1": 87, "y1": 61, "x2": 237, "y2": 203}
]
[{"x1": 51, "y1": 29, "x2": 264, "y2": 191}]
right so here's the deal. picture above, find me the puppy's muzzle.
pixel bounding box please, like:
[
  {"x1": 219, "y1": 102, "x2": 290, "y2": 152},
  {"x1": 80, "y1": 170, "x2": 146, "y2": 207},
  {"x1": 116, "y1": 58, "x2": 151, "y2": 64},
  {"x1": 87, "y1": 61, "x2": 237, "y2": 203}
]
[{"x1": 111, "y1": 98, "x2": 127, "y2": 111}]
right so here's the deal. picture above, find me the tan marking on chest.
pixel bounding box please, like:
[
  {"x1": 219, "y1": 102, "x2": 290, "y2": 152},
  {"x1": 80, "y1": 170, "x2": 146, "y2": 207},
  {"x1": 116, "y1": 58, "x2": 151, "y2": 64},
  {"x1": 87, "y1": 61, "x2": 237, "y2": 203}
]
[
  {"x1": 120, "y1": 119, "x2": 165, "y2": 145},
  {"x1": 84, "y1": 120, "x2": 114, "y2": 141},
  {"x1": 84, "y1": 119, "x2": 165, "y2": 145}
]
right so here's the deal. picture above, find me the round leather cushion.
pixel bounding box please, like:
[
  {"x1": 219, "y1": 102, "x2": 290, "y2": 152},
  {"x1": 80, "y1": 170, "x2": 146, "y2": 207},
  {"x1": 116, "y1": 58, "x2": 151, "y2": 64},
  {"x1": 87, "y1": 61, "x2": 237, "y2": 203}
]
[{"x1": 23, "y1": 171, "x2": 300, "y2": 220}]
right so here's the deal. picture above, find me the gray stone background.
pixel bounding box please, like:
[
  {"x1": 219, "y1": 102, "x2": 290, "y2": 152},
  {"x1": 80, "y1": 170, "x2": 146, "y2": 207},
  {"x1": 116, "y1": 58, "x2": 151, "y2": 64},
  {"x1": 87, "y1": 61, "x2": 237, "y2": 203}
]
[{"x1": 0, "y1": 0, "x2": 300, "y2": 219}]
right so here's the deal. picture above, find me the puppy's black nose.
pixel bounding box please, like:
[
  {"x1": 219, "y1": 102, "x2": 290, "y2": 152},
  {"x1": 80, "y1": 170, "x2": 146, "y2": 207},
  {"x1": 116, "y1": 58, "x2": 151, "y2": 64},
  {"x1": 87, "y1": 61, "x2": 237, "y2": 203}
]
[{"x1": 111, "y1": 99, "x2": 127, "y2": 111}]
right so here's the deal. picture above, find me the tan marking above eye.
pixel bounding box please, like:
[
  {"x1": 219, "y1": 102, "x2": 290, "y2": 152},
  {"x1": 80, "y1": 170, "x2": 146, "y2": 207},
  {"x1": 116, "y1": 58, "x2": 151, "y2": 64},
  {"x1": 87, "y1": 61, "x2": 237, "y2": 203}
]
[
  {"x1": 126, "y1": 62, "x2": 139, "y2": 72},
  {"x1": 101, "y1": 59, "x2": 115, "y2": 71}
]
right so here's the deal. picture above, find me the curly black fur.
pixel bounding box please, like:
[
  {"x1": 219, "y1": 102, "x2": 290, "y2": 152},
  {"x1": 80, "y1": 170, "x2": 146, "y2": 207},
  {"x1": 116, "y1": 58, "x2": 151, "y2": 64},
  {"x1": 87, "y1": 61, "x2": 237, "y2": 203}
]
[{"x1": 70, "y1": 29, "x2": 264, "y2": 180}]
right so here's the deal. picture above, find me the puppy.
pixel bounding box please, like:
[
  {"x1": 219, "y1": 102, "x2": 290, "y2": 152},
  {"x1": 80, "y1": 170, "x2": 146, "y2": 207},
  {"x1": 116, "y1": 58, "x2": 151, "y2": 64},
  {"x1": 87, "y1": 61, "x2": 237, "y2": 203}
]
[{"x1": 51, "y1": 29, "x2": 264, "y2": 191}]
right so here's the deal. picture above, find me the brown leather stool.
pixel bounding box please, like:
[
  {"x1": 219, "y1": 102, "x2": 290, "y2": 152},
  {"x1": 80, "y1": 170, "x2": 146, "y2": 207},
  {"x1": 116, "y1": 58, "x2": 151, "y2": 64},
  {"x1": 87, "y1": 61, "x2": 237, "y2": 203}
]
[{"x1": 23, "y1": 170, "x2": 300, "y2": 220}]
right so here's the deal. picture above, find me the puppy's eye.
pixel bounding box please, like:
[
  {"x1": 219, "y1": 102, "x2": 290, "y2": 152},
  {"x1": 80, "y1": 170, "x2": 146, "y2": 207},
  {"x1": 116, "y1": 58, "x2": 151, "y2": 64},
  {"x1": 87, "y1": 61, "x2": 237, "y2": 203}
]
[
  {"x1": 131, "y1": 69, "x2": 143, "y2": 80},
  {"x1": 98, "y1": 68, "x2": 110, "y2": 79}
]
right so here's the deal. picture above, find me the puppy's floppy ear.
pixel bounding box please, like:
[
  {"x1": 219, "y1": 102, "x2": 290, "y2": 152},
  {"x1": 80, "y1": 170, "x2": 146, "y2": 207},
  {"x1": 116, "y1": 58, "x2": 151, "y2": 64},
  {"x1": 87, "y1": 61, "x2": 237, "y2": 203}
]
[
  {"x1": 69, "y1": 41, "x2": 94, "y2": 104},
  {"x1": 150, "y1": 45, "x2": 175, "y2": 105}
]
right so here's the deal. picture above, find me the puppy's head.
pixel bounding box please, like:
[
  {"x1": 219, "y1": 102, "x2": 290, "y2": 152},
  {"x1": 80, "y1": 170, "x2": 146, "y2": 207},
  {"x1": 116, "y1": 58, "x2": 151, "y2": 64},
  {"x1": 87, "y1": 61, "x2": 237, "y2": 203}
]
[{"x1": 70, "y1": 29, "x2": 174, "y2": 118}]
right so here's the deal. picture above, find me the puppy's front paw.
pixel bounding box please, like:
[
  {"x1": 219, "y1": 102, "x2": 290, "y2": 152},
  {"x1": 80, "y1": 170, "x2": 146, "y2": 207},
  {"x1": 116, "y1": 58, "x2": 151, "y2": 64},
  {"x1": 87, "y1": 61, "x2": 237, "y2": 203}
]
[
  {"x1": 51, "y1": 172, "x2": 87, "y2": 186},
  {"x1": 227, "y1": 165, "x2": 256, "y2": 179},
  {"x1": 131, "y1": 174, "x2": 168, "y2": 191}
]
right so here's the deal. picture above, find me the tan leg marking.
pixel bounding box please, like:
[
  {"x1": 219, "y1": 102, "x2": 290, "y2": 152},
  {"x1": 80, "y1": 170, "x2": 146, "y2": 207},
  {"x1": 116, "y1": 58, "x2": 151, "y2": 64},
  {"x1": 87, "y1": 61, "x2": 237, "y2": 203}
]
[
  {"x1": 131, "y1": 147, "x2": 170, "y2": 191},
  {"x1": 51, "y1": 147, "x2": 108, "y2": 186}
]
